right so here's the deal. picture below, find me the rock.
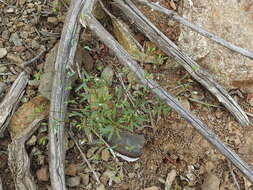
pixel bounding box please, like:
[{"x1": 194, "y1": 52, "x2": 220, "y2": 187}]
[
  {"x1": 165, "y1": 169, "x2": 177, "y2": 190},
  {"x1": 113, "y1": 19, "x2": 158, "y2": 63},
  {"x1": 75, "y1": 47, "x2": 94, "y2": 72},
  {"x1": 170, "y1": 0, "x2": 177, "y2": 10},
  {"x1": 143, "y1": 186, "x2": 159, "y2": 190},
  {"x1": 101, "y1": 149, "x2": 110, "y2": 161},
  {"x1": 31, "y1": 40, "x2": 40, "y2": 49},
  {"x1": 101, "y1": 66, "x2": 114, "y2": 86},
  {"x1": 0, "y1": 48, "x2": 7, "y2": 58},
  {"x1": 36, "y1": 166, "x2": 49, "y2": 182},
  {"x1": 28, "y1": 80, "x2": 40, "y2": 87},
  {"x1": 178, "y1": 0, "x2": 253, "y2": 92},
  {"x1": 0, "y1": 82, "x2": 7, "y2": 95},
  {"x1": 93, "y1": 3, "x2": 106, "y2": 20},
  {"x1": 6, "y1": 7, "x2": 15, "y2": 13},
  {"x1": 9, "y1": 32, "x2": 22, "y2": 46},
  {"x1": 96, "y1": 184, "x2": 106, "y2": 190},
  {"x1": 26, "y1": 135, "x2": 37, "y2": 146},
  {"x1": 20, "y1": 31, "x2": 29, "y2": 39},
  {"x1": 105, "y1": 131, "x2": 145, "y2": 158},
  {"x1": 66, "y1": 176, "x2": 81, "y2": 187},
  {"x1": 65, "y1": 163, "x2": 78, "y2": 176},
  {"x1": 47, "y1": 17, "x2": 58, "y2": 24},
  {"x1": 127, "y1": 71, "x2": 138, "y2": 84},
  {"x1": 38, "y1": 44, "x2": 58, "y2": 99},
  {"x1": 2, "y1": 30, "x2": 10, "y2": 40},
  {"x1": 6, "y1": 53, "x2": 23, "y2": 64},
  {"x1": 201, "y1": 173, "x2": 220, "y2": 190},
  {"x1": 8, "y1": 96, "x2": 50, "y2": 138},
  {"x1": 179, "y1": 98, "x2": 190, "y2": 110},
  {"x1": 79, "y1": 173, "x2": 89, "y2": 185},
  {"x1": 0, "y1": 66, "x2": 7, "y2": 73}
]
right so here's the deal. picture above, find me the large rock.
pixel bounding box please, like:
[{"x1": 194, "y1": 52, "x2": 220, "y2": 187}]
[{"x1": 178, "y1": 0, "x2": 253, "y2": 92}]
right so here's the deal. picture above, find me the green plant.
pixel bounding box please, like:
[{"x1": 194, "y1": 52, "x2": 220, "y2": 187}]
[
  {"x1": 69, "y1": 70, "x2": 171, "y2": 140},
  {"x1": 38, "y1": 136, "x2": 48, "y2": 146},
  {"x1": 34, "y1": 70, "x2": 42, "y2": 81}
]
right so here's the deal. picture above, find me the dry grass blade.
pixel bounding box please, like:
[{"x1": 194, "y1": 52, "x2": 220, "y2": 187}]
[{"x1": 79, "y1": 3, "x2": 253, "y2": 183}]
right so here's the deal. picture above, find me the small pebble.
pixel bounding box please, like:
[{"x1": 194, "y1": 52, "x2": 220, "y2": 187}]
[
  {"x1": 66, "y1": 176, "x2": 81, "y2": 187},
  {"x1": 0, "y1": 82, "x2": 7, "y2": 95},
  {"x1": 0, "y1": 48, "x2": 7, "y2": 58},
  {"x1": 36, "y1": 166, "x2": 49, "y2": 182}
]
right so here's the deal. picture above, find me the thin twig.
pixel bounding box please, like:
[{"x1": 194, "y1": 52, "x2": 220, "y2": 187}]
[
  {"x1": 245, "y1": 112, "x2": 253, "y2": 118},
  {"x1": 67, "y1": 130, "x2": 101, "y2": 184},
  {"x1": 135, "y1": 0, "x2": 253, "y2": 60},
  {"x1": 188, "y1": 98, "x2": 223, "y2": 108},
  {"x1": 116, "y1": 73, "x2": 136, "y2": 107},
  {"x1": 229, "y1": 162, "x2": 241, "y2": 190},
  {"x1": 22, "y1": 47, "x2": 46, "y2": 67},
  {"x1": 90, "y1": 127, "x2": 118, "y2": 160}
]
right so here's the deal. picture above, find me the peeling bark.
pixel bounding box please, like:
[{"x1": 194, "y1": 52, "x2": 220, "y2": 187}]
[{"x1": 48, "y1": 0, "x2": 84, "y2": 189}]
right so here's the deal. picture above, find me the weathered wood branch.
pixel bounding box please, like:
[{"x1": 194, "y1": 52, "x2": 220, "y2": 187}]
[
  {"x1": 112, "y1": 0, "x2": 250, "y2": 127},
  {"x1": 0, "y1": 177, "x2": 2, "y2": 190},
  {"x1": 80, "y1": 3, "x2": 253, "y2": 183},
  {"x1": 8, "y1": 116, "x2": 45, "y2": 190},
  {"x1": 48, "y1": 0, "x2": 84, "y2": 189},
  {"x1": 135, "y1": 0, "x2": 253, "y2": 60},
  {"x1": 0, "y1": 72, "x2": 29, "y2": 136}
]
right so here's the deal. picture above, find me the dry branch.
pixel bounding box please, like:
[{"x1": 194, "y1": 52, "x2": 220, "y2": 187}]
[
  {"x1": 112, "y1": 0, "x2": 249, "y2": 127},
  {"x1": 8, "y1": 116, "x2": 45, "y2": 190},
  {"x1": 136, "y1": 0, "x2": 253, "y2": 60},
  {"x1": 0, "y1": 72, "x2": 29, "y2": 136},
  {"x1": 0, "y1": 177, "x2": 2, "y2": 190},
  {"x1": 80, "y1": 1, "x2": 253, "y2": 183},
  {"x1": 48, "y1": 0, "x2": 84, "y2": 189}
]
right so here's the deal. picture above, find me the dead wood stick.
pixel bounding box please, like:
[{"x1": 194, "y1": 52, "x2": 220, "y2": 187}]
[
  {"x1": 0, "y1": 71, "x2": 29, "y2": 136},
  {"x1": 135, "y1": 0, "x2": 253, "y2": 60},
  {"x1": 22, "y1": 47, "x2": 46, "y2": 67},
  {"x1": 112, "y1": 0, "x2": 250, "y2": 127},
  {"x1": 79, "y1": 9, "x2": 253, "y2": 183},
  {"x1": 0, "y1": 177, "x2": 2, "y2": 190},
  {"x1": 48, "y1": 0, "x2": 84, "y2": 189},
  {"x1": 8, "y1": 116, "x2": 45, "y2": 190}
]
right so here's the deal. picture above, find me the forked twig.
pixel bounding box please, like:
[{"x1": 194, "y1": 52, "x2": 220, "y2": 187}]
[
  {"x1": 135, "y1": 0, "x2": 253, "y2": 60},
  {"x1": 80, "y1": 1, "x2": 253, "y2": 183}
]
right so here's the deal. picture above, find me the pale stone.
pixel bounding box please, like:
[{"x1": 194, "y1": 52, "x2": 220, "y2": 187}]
[{"x1": 178, "y1": 0, "x2": 253, "y2": 92}]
